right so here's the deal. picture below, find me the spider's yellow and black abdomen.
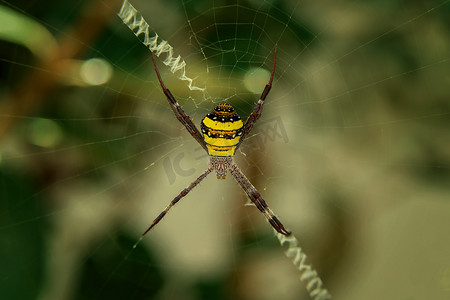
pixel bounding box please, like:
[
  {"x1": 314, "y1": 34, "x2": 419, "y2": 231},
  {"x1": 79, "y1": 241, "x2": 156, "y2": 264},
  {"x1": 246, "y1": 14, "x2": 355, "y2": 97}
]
[{"x1": 201, "y1": 103, "x2": 244, "y2": 156}]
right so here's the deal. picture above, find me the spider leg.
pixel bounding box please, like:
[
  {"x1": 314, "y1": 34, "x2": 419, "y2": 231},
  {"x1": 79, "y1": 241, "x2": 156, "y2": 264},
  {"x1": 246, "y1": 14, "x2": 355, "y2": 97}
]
[
  {"x1": 151, "y1": 53, "x2": 208, "y2": 152},
  {"x1": 143, "y1": 167, "x2": 213, "y2": 235},
  {"x1": 229, "y1": 162, "x2": 291, "y2": 236},
  {"x1": 236, "y1": 45, "x2": 277, "y2": 150}
]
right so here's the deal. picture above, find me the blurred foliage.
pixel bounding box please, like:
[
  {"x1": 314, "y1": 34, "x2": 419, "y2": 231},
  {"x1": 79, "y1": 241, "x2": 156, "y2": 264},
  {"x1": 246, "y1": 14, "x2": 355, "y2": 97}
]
[
  {"x1": 0, "y1": 168, "x2": 45, "y2": 300},
  {"x1": 75, "y1": 234, "x2": 163, "y2": 300}
]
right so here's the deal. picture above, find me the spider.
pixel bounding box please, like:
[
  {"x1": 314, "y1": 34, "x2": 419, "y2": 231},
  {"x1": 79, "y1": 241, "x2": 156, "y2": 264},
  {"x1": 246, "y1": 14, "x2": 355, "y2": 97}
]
[{"x1": 144, "y1": 46, "x2": 290, "y2": 236}]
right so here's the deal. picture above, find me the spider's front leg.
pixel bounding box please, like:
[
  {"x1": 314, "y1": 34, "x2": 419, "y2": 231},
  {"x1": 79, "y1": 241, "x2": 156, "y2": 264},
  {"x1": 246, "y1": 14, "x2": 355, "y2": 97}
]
[
  {"x1": 229, "y1": 162, "x2": 291, "y2": 236},
  {"x1": 143, "y1": 167, "x2": 212, "y2": 235}
]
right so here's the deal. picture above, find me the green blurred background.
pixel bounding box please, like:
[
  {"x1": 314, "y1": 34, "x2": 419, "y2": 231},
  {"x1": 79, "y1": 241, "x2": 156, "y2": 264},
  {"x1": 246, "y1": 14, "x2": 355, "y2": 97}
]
[{"x1": 1, "y1": 0, "x2": 449, "y2": 299}]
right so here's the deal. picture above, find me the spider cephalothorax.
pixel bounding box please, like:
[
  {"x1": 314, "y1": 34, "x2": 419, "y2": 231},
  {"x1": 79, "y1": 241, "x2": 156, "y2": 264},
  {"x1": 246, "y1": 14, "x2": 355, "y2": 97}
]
[
  {"x1": 144, "y1": 46, "x2": 291, "y2": 236},
  {"x1": 209, "y1": 156, "x2": 233, "y2": 179}
]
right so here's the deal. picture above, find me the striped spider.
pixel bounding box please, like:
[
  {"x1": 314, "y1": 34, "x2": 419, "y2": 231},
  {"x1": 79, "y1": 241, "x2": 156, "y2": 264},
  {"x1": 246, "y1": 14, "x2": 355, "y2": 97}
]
[{"x1": 144, "y1": 46, "x2": 290, "y2": 236}]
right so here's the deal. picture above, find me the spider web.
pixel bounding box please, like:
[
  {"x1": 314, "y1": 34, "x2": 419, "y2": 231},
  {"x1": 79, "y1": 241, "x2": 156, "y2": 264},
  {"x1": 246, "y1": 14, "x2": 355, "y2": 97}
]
[{"x1": 0, "y1": 0, "x2": 450, "y2": 299}]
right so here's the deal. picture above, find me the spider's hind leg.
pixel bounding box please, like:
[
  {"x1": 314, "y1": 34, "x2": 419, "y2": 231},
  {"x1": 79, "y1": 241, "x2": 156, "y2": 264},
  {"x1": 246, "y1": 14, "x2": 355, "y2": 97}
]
[
  {"x1": 236, "y1": 45, "x2": 277, "y2": 150},
  {"x1": 151, "y1": 53, "x2": 208, "y2": 152}
]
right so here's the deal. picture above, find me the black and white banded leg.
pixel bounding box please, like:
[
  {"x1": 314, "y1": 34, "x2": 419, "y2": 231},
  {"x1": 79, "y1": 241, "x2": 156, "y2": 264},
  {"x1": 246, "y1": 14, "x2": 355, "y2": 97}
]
[
  {"x1": 143, "y1": 167, "x2": 213, "y2": 235},
  {"x1": 229, "y1": 162, "x2": 290, "y2": 236},
  {"x1": 236, "y1": 46, "x2": 277, "y2": 150},
  {"x1": 151, "y1": 53, "x2": 208, "y2": 152}
]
